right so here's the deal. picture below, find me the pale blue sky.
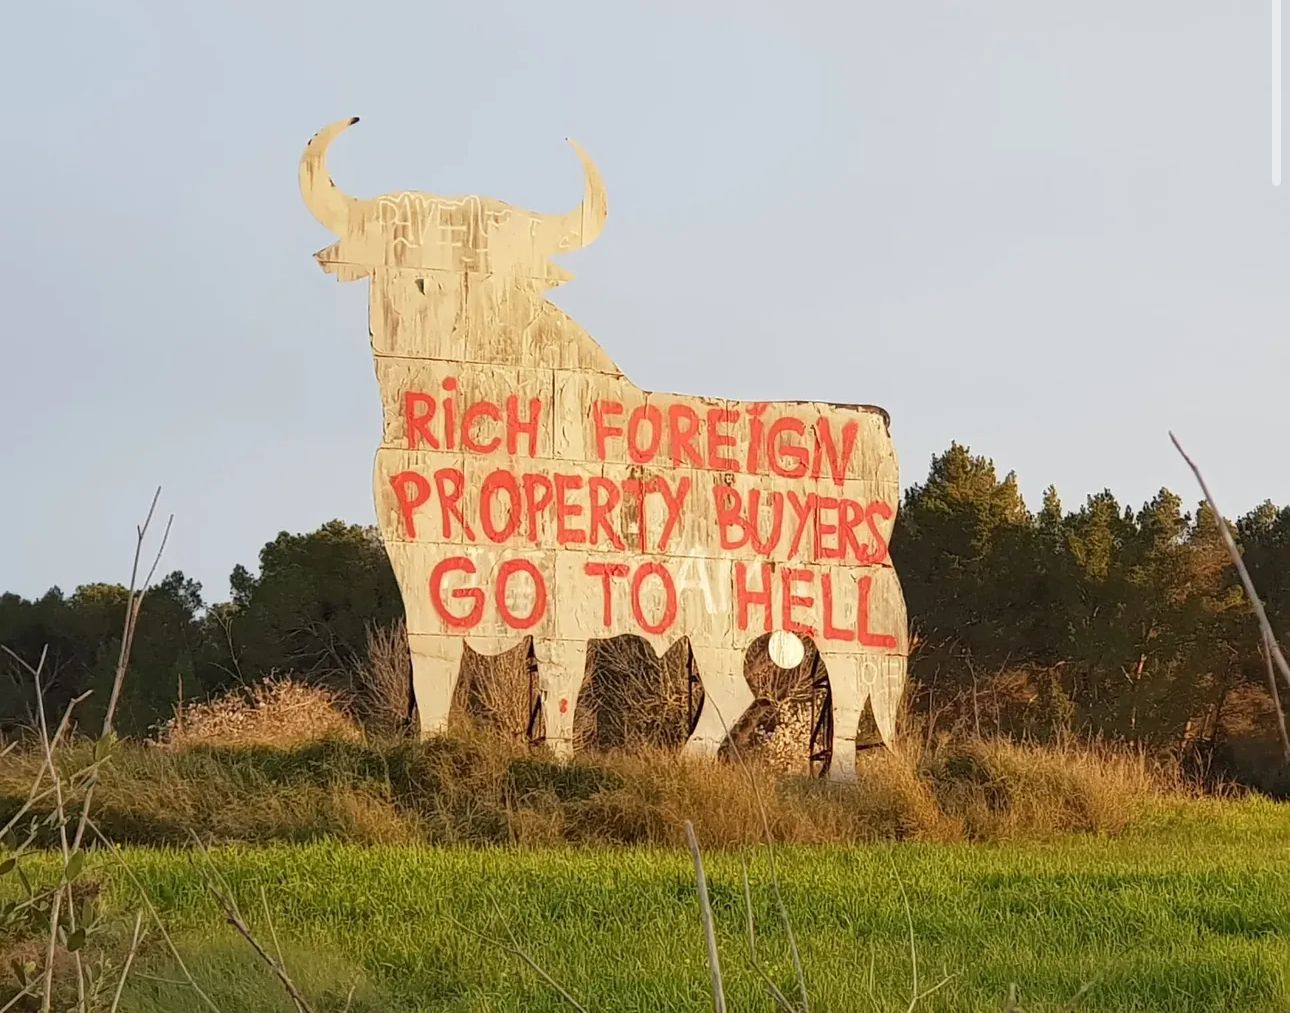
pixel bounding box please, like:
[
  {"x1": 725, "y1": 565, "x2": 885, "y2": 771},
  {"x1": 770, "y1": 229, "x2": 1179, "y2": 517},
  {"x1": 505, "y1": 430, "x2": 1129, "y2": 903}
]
[{"x1": 2, "y1": 1, "x2": 1287, "y2": 601}]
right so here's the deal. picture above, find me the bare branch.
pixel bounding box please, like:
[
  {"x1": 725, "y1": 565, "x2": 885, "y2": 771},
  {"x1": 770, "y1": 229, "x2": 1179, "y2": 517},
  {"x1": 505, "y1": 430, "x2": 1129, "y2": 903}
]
[
  {"x1": 33, "y1": 671, "x2": 71, "y2": 1013},
  {"x1": 1262, "y1": 632, "x2": 1290, "y2": 764},
  {"x1": 685, "y1": 821, "x2": 727, "y2": 1013},
  {"x1": 740, "y1": 862, "x2": 795, "y2": 1011},
  {"x1": 260, "y1": 886, "x2": 291, "y2": 984},
  {"x1": 0, "y1": 679, "x2": 91, "y2": 841},
  {"x1": 892, "y1": 858, "x2": 918, "y2": 1013},
  {"x1": 102, "y1": 505, "x2": 173, "y2": 738},
  {"x1": 223, "y1": 906, "x2": 315, "y2": 1013},
  {"x1": 884, "y1": 853, "x2": 958, "y2": 1013},
  {"x1": 1170, "y1": 433, "x2": 1290, "y2": 691},
  {"x1": 447, "y1": 908, "x2": 589, "y2": 1013},
  {"x1": 188, "y1": 833, "x2": 314, "y2": 1013},
  {"x1": 696, "y1": 676, "x2": 809, "y2": 1012},
  {"x1": 88, "y1": 820, "x2": 223, "y2": 1013},
  {"x1": 72, "y1": 490, "x2": 172, "y2": 854},
  {"x1": 139, "y1": 514, "x2": 175, "y2": 595},
  {"x1": 909, "y1": 972, "x2": 960, "y2": 1009},
  {"x1": 0, "y1": 982, "x2": 39, "y2": 1013},
  {"x1": 110, "y1": 912, "x2": 146, "y2": 1013}
]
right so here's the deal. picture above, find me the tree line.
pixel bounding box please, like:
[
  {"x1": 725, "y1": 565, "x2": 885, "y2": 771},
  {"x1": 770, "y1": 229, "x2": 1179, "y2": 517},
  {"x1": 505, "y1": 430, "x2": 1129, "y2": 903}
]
[{"x1": 2, "y1": 443, "x2": 1287, "y2": 791}]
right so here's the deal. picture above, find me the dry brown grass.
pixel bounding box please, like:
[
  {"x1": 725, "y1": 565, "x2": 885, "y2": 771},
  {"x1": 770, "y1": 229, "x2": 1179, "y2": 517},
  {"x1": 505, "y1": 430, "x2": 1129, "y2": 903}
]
[
  {"x1": 159, "y1": 676, "x2": 360, "y2": 747},
  {"x1": 349, "y1": 620, "x2": 412, "y2": 737},
  {"x1": 566, "y1": 745, "x2": 955, "y2": 846},
  {"x1": 0, "y1": 664, "x2": 1188, "y2": 851},
  {"x1": 451, "y1": 644, "x2": 534, "y2": 740},
  {"x1": 923, "y1": 735, "x2": 1169, "y2": 839},
  {"x1": 577, "y1": 637, "x2": 695, "y2": 751},
  {"x1": 0, "y1": 725, "x2": 1180, "y2": 850}
]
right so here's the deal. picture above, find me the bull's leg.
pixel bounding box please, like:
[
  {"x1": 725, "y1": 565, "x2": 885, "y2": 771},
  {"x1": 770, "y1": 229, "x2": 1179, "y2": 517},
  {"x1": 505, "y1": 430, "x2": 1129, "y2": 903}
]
[
  {"x1": 534, "y1": 638, "x2": 588, "y2": 759},
  {"x1": 817, "y1": 652, "x2": 866, "y2": 782},
  {"x1": 407, "y1": 633, "x2": 465, "y2": 739},
  {"x1": 682, "y1": 645, "x2": 753, "y2": 759},
  {"x1": 867, "y1": 654, "x2": 906, "y2": 746}
]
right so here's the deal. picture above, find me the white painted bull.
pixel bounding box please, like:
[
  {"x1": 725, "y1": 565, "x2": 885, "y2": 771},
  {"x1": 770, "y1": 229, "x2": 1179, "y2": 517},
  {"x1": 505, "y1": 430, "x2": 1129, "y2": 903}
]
[{"x1": 300, "y1": 117, "x2": 907, "y2": 778}]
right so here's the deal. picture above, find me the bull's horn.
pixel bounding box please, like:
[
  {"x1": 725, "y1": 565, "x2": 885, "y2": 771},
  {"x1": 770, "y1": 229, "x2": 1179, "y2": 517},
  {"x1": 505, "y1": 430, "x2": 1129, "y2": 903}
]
[
  {"x1": 536, "y1": 139, "x2": 608, "y2": 252},
  {"x1": 299, "y1": 117, "x2": 360, "y2": 234}
]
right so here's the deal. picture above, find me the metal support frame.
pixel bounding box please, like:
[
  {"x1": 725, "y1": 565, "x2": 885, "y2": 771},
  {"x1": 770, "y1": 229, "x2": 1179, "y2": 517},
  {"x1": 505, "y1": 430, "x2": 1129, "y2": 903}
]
[
  {"x1": 807, "y1": 652, "x2": 833, "y2": 778},
  {"x1": 524, "y1": 638, "x2": 544, "y2": 747},
  {"x1": 685, "y1": 642, "x2": 703, "y2": 736}
]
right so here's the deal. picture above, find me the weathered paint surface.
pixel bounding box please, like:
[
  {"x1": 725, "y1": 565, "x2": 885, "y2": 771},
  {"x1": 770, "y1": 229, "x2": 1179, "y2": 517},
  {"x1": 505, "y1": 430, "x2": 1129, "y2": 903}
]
[{"x1": 300, "y1": 117, "x2": 908, "y2": 778}]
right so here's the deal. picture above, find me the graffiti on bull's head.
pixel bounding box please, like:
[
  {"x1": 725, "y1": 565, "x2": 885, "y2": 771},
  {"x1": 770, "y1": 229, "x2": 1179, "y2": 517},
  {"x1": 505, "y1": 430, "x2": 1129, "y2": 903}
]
[{"x1": 299, "y1": 117, "x2": 606, "y2": 290}]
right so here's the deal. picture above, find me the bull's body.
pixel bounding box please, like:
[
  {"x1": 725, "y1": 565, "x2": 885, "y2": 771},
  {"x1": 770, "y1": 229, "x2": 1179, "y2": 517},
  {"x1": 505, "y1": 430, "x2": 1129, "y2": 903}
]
[{"x1": 301, "y1": 119, "x2": 907, "y2": 778}]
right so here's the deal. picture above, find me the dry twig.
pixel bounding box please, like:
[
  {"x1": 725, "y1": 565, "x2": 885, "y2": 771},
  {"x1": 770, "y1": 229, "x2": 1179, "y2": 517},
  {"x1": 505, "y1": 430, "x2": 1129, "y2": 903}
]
[
  {"x1": 109, "y1": 912, "x2": 146, "y2": 1013},
  {"x1": 1170, "y1": 433, "x2": 1290, "y2": 690},
  {"x1": 888, "y1": 855, "x2": 956, "y2": 1011},
  {"x1": 189, "y1": 833, "x2": 315, "y2": 1013},
  {"x1": 698, "y1": 676, "x2": 811, "y2": 1011},
  {"x1": 447, "y1": 905, "x2": 588, "y2": 1013},
  {"x1": 739, "y1": 863, "x2": 795, "y2": 1010},
  {"x1": 88, "y1": 820, "x2": 222, "y2": 1013},
  {"x1": 33, "y1": 670, "x2": 77, "y2": 1013},
  {"x1": 72, "y1": 487, "x2": 173, "y2": 853},
  {"x1": 0, "y1": 983, "x2": 39, "y2": 1013},
  {"x1": 1262, "y1": 632, "x2": 1290, "y2": 763},
  {"x1": 685, "y1": 821, "x2": 727, "y2": 1013}
]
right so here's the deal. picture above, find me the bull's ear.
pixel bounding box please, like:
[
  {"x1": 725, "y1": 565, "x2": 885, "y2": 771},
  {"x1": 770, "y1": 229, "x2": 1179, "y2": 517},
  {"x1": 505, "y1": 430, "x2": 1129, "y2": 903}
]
[
  {"x1": 544, "y1": 261, "x2": 575, "y2": 287},
  {"x1": 314, "y1": 245, "x2": 368, "y2": 283}
]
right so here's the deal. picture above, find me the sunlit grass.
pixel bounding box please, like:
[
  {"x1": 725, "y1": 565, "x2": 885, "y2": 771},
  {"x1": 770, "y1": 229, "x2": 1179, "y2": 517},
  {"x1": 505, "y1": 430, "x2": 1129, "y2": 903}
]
[{"x1": 20, "y1": 796, "x2": 1282, "y2": 1012}]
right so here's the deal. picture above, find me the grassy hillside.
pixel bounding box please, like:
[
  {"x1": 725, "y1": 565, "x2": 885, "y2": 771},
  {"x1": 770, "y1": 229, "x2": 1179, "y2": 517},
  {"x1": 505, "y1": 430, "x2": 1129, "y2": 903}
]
[
  {"x1": 4, "y1": 679, "x2": 1286, "y2": 1010},
  {"x1": 33, "y1": 797, "x2": 1287, "y2": 1012}
]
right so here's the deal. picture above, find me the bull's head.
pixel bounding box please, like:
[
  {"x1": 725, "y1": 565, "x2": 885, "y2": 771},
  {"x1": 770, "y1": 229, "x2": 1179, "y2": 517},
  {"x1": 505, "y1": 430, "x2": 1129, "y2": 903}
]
[{"x1": 299, "y1": 117, "x2": 607, "y2": 290}]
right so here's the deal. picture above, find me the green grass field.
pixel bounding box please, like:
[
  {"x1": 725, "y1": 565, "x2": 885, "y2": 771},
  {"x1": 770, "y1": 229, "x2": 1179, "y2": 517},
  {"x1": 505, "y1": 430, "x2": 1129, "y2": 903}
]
[{"x1": 50, "y1": 796, "x2": 1287, "y2": 1012}]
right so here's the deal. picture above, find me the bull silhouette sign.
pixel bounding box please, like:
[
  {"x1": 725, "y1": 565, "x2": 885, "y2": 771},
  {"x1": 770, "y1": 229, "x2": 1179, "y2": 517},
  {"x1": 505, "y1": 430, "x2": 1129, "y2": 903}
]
[{"x1": 299, "y1": 117, "x2": 907, "y2": 779}]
